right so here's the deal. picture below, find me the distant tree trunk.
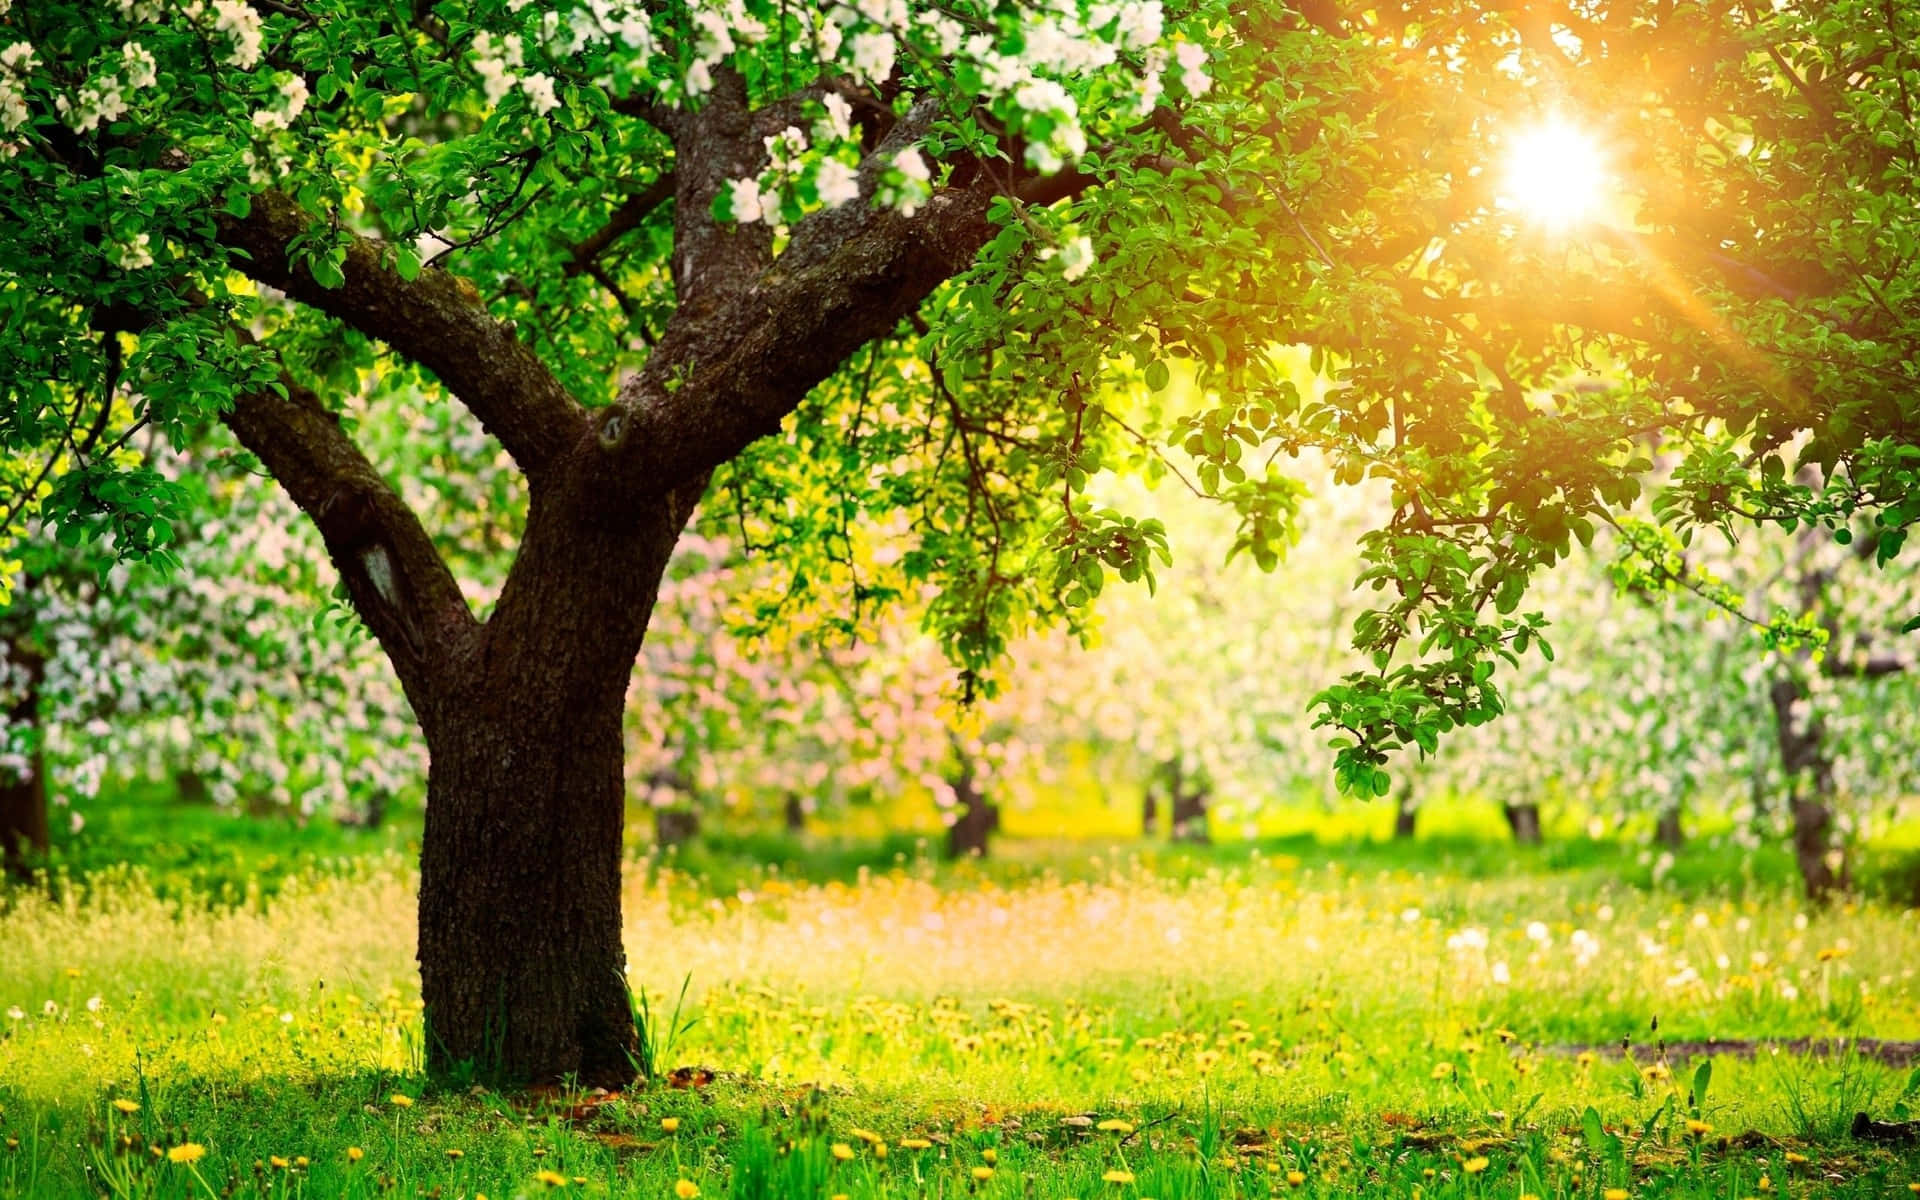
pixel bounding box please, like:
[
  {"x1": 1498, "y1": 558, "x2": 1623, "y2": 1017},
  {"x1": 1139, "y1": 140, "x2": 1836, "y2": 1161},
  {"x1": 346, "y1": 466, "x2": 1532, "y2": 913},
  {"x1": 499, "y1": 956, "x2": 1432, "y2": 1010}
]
[
  {"x1": 1502, "y1": 801, "x2": 1543, "y2": 845},
  {"x1": 0, "y1": 640, "x2": 48, "y2": 880},
  {"x1": 1170, "y1": 768, "x2": 1211, "y2": 844},
  {"x1": 1393, "y1": 784, "x2": 1418, "y2": 839},
  {"x1": 1141, "y1": 782, "x2": 1157, "y2": 836},
  {"x1": 783, "y1": 791, "x2": 807, "y2": 833},
  {"x1": 945, "y1": 750, "x2": 997, "y2": 859},
  {"x1": 1769, "y1": 675, "x2": 1847, "y2": 901},
  {"x1": 173, "y1": 768, "x2": 211, "y2": 804},
  {"x1": 1655, "y1": 805, "x2": 1685, "y2": 849},
  {"x1": 646, "y1": 765, "x2": 700, "y2": 847}
]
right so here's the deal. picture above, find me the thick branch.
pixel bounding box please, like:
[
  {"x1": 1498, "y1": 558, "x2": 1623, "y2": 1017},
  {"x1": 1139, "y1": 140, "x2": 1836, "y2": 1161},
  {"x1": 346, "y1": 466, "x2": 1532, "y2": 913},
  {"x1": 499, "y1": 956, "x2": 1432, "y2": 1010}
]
[
  {"x1": 220, "y1": 358, "x2": 481, "y2": 708},
  {"x1": 564, "y1": 175, "x2": 675, "y2": 276},
  {"x1": 217, "y1": 190, "x2": 589, "y2": 478}
]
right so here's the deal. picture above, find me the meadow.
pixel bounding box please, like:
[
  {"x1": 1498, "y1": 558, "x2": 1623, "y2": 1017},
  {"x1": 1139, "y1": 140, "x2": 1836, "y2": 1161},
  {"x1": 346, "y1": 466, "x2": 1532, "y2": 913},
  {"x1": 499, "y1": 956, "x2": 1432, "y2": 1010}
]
[{"x1": 3, "y1": 821, "x2": 1919, "y2": 1200}]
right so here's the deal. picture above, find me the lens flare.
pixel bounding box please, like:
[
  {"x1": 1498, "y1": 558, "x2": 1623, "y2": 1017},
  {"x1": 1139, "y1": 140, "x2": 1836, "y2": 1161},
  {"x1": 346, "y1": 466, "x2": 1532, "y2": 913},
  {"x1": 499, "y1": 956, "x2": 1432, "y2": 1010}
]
[{"x1": 1499, "y1": 118, "x2": 1608, "y2": 230}]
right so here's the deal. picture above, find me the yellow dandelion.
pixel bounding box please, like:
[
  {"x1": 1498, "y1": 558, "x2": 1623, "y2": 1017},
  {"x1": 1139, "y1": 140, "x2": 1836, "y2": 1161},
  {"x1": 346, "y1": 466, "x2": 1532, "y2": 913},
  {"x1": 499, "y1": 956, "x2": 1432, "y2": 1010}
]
[
  {"x1": 872, "y1": 1142, "x2": 887, "y2": 1159},
  {"x1": 1103, "y1": 1169, "x2": 1136, "y2": 1184},
  {"x1": 112, "y1": 1099, "x2": 140, "y2": 1114},
  {"x1": 971, "y1": 1166, "x2": 995, "y2": 1181},
  {"x1": 675, "y1": 1180, "x2": 700, "y2": 1199},
  {"x1": 831, "y1": 1143, "x2": 855, "y2": 1161},
  {"x1": 900, "y1": 1138, "x2": 933, "y2": 1150},
  {"x1": 1686, "y1": 1119, "x2": 1712, "y2": 1136},
  {"x1": 1906, "y1": 1184, "x2": 1920, "y2": 1195},
  {"x1": 851, "y1": 1127, "x2": 882, "y2": 1143},
  {"x1": 982, "y1": 1148, "x2": 998, "y2": 1164},
  {"x1": 294, "y1": 1157, "x2": 309, "y2": 1169},
  {"x1": 1287, "y1": 1169, "x2": 1307, "y2": 1186},
  {"x1": 1604, "y1": 1190, "x2": 1630, "y2": 1200},
  {"x1": 167, "y1": 1144, "x2": 206, "y2": 1165},
  {"x1": 1462, "y1": 1156, "x2": 1489, "y2": 1174},
  {"x1": 535, "y1": 1169, "x2": 569, "y2": 1187},
  {"x1": 1577, "y1": 1051, "x2": 1597, "y2": 1068},
  {"x1": 446, "y1": 1149, "x2": 464, "y2": 1160},
  {"x1": 1431, "y1": 1062, "x2": 1454, "y2": 1079},
  {"x1": 1097, "y1": 1119, "x2": 1135, "y2": 1134},
  {"x1": 1784, "y1": 1152, "x2": 1808, "y2": 1165},
  {"x1": 1758, "y1": 1175, "x2": 1771, "y2": 1192},
  {"x1": 347, "y1": 1147, "x2": 365, "y2": 1163},
  {"x1": 661, "y1": 1117, "x2": 681, "y2": 1133},
  {"x1": 389, "y1": 1094, "x2": 414, "y2": 1108},
  {"x1": 270, "y1": 1156, "x2": 290, "y2": 1169}
]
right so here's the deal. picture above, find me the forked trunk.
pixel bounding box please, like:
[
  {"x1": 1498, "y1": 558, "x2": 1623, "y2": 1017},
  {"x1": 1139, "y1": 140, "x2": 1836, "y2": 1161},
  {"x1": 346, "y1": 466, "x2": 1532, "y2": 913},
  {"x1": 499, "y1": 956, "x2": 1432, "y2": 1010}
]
[
  {"x1": 1503, "y1": 801, "x2": 1542, "y2": 845},
  {"x1": 413, "y1": 492, "x2": 688, "y2": 1087}
]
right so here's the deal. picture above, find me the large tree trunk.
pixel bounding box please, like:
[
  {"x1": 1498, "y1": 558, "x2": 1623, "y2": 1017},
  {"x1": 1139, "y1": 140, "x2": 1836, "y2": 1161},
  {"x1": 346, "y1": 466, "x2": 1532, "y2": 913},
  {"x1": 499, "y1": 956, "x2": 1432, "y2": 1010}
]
[
  {"x1": 1502, "y1": 801, "x2": 1543, "y2": 845},
  {"x1": 1170, "y1": 769, "x2": 1211, "y2": 844},
  {"x1": 414, "y1": 494, "x2": 689, "y2": 1087},
  {"x1": 0, "y1": 639, "x2": 48, "y2": 880}
]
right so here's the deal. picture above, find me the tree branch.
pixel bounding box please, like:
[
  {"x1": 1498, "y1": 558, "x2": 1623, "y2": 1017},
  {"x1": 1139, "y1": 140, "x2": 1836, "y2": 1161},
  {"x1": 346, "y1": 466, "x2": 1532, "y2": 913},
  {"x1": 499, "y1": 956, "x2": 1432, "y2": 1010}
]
[
  {"x1": 216, "y1": 189, "x2": 589, "y2": 479},
  {"x1": 219, "y1": 343, "x2": 481, "y2": 705}
]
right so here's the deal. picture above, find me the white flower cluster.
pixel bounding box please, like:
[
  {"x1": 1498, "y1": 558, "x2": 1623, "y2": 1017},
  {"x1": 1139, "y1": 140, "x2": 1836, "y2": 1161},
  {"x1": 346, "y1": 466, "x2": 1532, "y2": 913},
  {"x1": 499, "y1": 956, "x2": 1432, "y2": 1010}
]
[
  {"x1": 0, "y1": 41, "x2": 33, "y2": 139},
  {"x1": 210, "y1": 0, "x2": 264, "y2": 69},
  {"x1": 470, "y1": 30, "x2": 561, "y2": 116},
  {"x1": 250, "y1": 73, "x2": 308, "y2": 132}
]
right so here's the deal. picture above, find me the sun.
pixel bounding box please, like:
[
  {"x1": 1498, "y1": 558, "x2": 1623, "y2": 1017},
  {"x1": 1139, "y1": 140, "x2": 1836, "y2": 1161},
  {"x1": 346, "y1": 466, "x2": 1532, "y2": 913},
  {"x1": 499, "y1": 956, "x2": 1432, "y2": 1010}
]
[{"x1": 1499, "y1": 118, "x2": 1609, "y2": 231}]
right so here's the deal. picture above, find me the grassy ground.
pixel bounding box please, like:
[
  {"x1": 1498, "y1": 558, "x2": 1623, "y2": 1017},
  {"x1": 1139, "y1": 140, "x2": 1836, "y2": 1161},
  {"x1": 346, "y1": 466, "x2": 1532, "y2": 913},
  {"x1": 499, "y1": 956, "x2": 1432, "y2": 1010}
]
[{"x1": 4, "y1": 812, "x2": 1920, "y2": 1199}]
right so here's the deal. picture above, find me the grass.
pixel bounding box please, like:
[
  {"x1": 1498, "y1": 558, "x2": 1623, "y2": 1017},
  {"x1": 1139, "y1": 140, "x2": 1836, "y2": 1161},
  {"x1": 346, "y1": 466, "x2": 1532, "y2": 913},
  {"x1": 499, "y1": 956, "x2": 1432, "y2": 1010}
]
[{"x1": 3, "y1": 810, "x2": 1920, "y2": 1199}]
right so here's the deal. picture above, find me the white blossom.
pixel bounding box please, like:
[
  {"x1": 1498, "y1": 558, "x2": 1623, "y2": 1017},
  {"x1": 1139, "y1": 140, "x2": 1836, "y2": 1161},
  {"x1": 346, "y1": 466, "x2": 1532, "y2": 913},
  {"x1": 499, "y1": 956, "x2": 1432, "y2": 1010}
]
[
  {"x1": 848, "y1": 30, "x2": 896, "y2": 83},
  {"x1": 521, "y1": 71, "x2": 559, "y2": 115},
  {"x1": 121, "y1": 42, "x2": 158, "y2": 89},
  {"x1": 814, "y1": 92, "x2": 853, "y2": 143},
  {"x1": 815, "y1": 158, "x2": 859, "y2": 208},
  {"x1": 1057, "y1": 235, "x2": 1095, "y2": 280},
  {"x1": 211, "y1": 0, "x2": 265, "y2": 69}
]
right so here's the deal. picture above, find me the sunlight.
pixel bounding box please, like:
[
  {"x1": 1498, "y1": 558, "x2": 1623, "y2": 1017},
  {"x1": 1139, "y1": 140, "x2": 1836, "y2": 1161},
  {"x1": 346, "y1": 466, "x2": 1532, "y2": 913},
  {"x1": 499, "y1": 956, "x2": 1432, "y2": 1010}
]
[{"x1": 1499, "y1": 117, "x2": 1609, "y2": 231}]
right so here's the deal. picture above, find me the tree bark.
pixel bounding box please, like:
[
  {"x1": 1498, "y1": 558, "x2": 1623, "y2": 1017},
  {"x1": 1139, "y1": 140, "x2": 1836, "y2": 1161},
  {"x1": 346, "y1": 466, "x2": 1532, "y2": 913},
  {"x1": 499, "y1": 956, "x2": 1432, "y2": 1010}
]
[
  {"x1": 1141, "y1": 784, "x2": 1158, "y2": 836},
  {"x1": 1503, "y1": 801, "x2": 1543, "y2": 845},
  {"x1": 783, "y1": 792, "x2": 807, "y2": 833},
  {"x1": 0, "y1": 639, "x2": 48, "y2": 880},
  {"x1": 413, "y1": 491, "x2": 690, "y2": 1087}
]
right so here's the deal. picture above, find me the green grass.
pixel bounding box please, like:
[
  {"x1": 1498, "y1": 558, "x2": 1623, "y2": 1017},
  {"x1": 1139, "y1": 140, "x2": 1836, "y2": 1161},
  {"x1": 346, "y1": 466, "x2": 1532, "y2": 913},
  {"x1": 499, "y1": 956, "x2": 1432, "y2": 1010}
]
[{"x1": 4, "y1": 803, "x2": 1920, "y2": 1199}]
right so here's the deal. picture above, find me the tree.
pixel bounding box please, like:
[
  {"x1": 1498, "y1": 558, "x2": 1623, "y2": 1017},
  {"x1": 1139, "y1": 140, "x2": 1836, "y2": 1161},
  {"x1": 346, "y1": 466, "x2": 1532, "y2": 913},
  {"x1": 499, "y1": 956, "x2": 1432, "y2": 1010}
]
[{"x1": 7, "y1": 0, "x2": 1920, "y2": 1083}]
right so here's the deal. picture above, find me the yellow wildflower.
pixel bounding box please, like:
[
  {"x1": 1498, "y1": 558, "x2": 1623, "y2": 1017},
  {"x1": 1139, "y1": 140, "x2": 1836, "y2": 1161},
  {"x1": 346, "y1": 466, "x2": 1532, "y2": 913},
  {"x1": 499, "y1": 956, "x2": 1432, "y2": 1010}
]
[
  {"x1": 675, "y1": 1180, "x2": 700, "y2": 1199},
  {"x1": 1103, "y1": 1169, "x2": 1136, "y2": 1184},
  {"x1": 1097, "y1": 1120, "x2": 1135, "y2": 1134},
  {"x1": 1286, "y1": 1169, "x2": 1307, "y2": 1186},
  {"x1": 446, "y1": 1149, "x2": 464, "y2": 1160},
  {"x1": 1431, "y1": 1063, "x2": 1454, "y2": 1079},
  {"x1": 270, "y1": 1156, "x2": 290, "y2": 1169},
  {"x1": 389, "y1": 1094, "x2": 414, "y2": 1108},
  {"x1": 1686, "y1": 1119, "x2": 1712, "y2": 1136},
  {"x1": 661, "y1": 1117, "x2": 680, "y2": 1133},
  {"x1": 167, "y1": 1144, "x2": 206, "y2": 1165},
  {"x1": 1784, "y1": 1152, "x2": 1807, "y2": 1165},
  {"x1": 534, "y1": 1169, "x2": 568, "y2": 1187},
  {"x1": 900, "y1": 1138, "x2": 933, "y2": 1150},
  {"x1": 971, "y1": 1166, "x2": 994, "y2": 1181},
  {"x1": 1604, "y1": 1190, "x2": 1630, "y2": 1200},
  {"x1": 347, "y1": 1147, "x2": 365, "y2": 1163},
  {"x1": 1462, "y1": 1157, "x2": 1489, "y2": 1174},
  {"x1": 831, "y1": 1143, "x2": 855, "y2": 1161}
]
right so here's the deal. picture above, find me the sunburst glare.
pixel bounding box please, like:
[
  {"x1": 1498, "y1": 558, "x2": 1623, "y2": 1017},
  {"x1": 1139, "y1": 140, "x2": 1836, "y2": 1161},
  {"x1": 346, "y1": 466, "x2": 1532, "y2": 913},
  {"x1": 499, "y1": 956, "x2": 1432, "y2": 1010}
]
[{"x1": 1499, "y1": 117, "x2": 1610, "y2": 230}]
